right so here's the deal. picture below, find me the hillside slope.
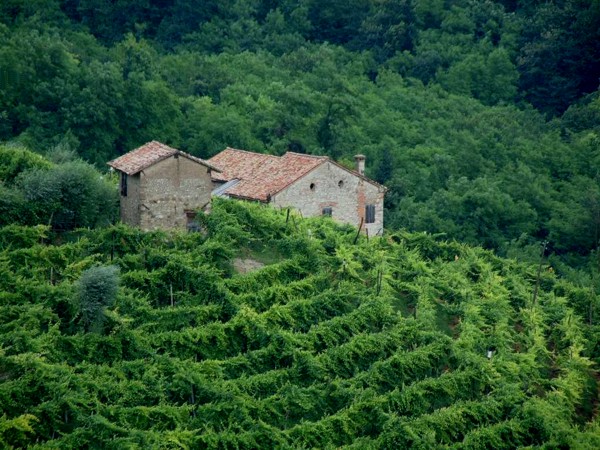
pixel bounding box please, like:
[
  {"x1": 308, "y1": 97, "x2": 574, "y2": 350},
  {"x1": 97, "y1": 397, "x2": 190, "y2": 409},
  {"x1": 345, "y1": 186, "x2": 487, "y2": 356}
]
[{"x1": 0, "y1": 199, "x2": 598, "y2": 448}]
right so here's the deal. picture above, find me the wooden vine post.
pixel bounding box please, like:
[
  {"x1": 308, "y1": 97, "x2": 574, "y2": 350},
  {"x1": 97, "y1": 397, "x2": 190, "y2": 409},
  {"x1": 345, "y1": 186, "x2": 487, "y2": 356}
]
[{"x1": 353, "y1": 218, "x2": 364, "y2": 245}]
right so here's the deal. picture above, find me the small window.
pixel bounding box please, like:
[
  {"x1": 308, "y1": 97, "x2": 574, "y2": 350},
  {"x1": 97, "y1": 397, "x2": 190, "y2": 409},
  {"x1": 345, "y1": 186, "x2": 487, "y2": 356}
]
[
  {"x1": 120, "y1": 173, "x2": 128, "y2": 197},
  {"x1": 310, "y1": 183, "x2": 316, "y2": 191},
  {"x1": 187, "y1": 221, "x2": 200, "y2": 233},
  {"x1": 186, "y1": 211, "x2": 200, "y2": 232},
  {"x1": 365, "y1": 204, "x2": 375, "y2": 224},
  {"x1": 338, "y1": 180, "x2": 344, "y2": 188},
  {"x1": 322, "y1": 207, "x2": 332, "y2": 217}
]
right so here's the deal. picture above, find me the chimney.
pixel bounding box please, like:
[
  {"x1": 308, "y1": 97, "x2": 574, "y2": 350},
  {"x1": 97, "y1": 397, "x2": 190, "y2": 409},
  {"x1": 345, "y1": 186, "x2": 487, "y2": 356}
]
[{"x1": 354, "y1": 154, "x2": 366, "y2": 175}]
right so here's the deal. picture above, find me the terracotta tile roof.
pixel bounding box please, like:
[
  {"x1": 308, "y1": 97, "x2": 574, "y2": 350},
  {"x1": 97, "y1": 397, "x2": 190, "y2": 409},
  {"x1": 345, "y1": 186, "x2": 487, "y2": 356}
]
[
  {"x1": 107, "y1": 141, "x2": 219, "y2": 175},
  {"x1": 209, "y1": 148, "x2": 327, "y2": 201},
  {"x1": 209, "y1": 148, "x2": 281, "y2": 183}
]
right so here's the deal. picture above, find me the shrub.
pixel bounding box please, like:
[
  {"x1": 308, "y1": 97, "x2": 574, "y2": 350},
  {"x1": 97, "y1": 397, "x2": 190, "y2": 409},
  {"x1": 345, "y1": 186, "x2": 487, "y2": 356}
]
[
  {"x1": 18, "y1": 160, "x2": 118, "y2": 230},
  {"x1": 77, "y1": 265, "x2": 119, "y2": 332}
]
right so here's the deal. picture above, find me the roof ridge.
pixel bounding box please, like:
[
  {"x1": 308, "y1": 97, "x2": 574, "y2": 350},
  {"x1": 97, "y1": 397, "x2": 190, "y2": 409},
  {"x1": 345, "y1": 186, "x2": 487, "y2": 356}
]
[
  {"x1": 177, "y1": 150, "x2": 221, "y2": 172},
  {"x1": 267, "y1": 157, "x2": 327, "y2": 197},
  {"x1": 223, "y1": 147, "x2": 280, "y2": 159},
  {"x1": 209, "y1": 146, "x2": 387, "y2": 200},
  {"x1": 284, "y1": 152, "x2": 385, "y2": 190},
  {"x1": 326, "y1": 159, "x2": 388, "y2": 191},
  {"x1": 146, "y1": 140, "x2": 178, "y2": 153},
  {"x1": 108, "y1": 141, "x2": 217, "y2": 175}
]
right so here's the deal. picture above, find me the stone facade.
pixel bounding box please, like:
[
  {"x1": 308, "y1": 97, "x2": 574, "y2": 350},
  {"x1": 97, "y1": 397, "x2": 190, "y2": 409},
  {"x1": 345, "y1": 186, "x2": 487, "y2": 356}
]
[
  {"x1": 209, "y1": 148, "x2": 386, "y2": 234},
  {"x1": 118, "y1": 154, "x2": 213, "y2": 231},
  {"x1": 109, "y1": 141, "x2": 218, "y2": 231},
  {"x1": 271, "y1": 160, "x2": 385, "y2": 235},
  {"x1": 144, "y1": 155, "x2": 211, "y2": 230},
  {"x1": 119, "y1": 172, "x2": 141, "y2": 226}
]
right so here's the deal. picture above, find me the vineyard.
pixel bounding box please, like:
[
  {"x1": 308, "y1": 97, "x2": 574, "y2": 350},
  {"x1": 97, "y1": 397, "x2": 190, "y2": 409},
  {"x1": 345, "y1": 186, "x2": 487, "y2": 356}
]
[{"x1": 1, "y1": 199, "x2": 599, "y2": 448}]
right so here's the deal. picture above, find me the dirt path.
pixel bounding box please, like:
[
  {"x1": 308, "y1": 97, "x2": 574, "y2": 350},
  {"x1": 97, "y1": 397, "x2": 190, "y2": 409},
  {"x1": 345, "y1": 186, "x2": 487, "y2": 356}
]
[{"x1": 233, "y1": 257, "x2": 265, "y2": 274}]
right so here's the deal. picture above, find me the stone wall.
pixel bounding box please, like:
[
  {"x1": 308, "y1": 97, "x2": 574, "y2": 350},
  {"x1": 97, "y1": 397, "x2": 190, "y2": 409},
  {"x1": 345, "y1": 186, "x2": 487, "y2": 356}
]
[
  {"x1": 119, "y1": 173, "x2": 141, "y2": 226},
  {"x1": 136, "y1": 155, "x2": 212, "y2": 230},
  {"x1": 271, "y1": 161, "x2": 385, "y2": 234}
]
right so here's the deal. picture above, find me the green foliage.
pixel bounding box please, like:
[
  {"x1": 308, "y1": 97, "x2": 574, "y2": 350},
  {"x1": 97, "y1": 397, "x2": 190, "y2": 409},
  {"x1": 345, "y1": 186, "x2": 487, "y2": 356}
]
[
  {"x1": 517, "y1": 0, "x2": 600, "y2": 116},
  {"x1": 0, "y1": 413, "x2": 38, "y2": 449},
  {"x1": 0, "y1": 146, "x2": 118, "y2": 230},
  {"x1": 548, "y1": 176, "x2": 600, "y2": 254},
  {"x1": 0, "y1": 185, "x2": 26, "y2": 228},
  {"x1": 0, "y1": 225, "x2": 48, "y2": 249},
  {"x1": 0, "y1": 145, "x2": 51, "y2": 185},
  {"x1": 17, "y1": 160, "x2": 118, "y2": 230},
  {"x1": 0, "y1": 199, "x2": 596, "y2": 448},
  {"x1": 77, "y1": 265, "x2": 119, "y2": 333},
  {"x1": 439, "y1": 47, "x2": 518, "y2": 105},
  {"x1": 0, "y1": 0, "x2": 598, "y2": 266},
  {"x1": 0, "y1": 3, "x2": 597, "y2": 446}
]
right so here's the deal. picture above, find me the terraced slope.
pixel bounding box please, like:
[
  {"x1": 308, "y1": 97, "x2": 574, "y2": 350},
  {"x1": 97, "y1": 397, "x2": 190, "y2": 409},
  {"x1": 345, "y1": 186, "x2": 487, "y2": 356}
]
[{"x1": 0, "y1": 200, "x2": 598, "y2": 448}]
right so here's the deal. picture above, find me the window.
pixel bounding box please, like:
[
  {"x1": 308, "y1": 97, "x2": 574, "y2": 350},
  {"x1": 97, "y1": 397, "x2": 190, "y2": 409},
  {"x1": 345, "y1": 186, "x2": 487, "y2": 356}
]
[
  {"x1": 186, "y1": 211, "x2": 200, "y2": 232},
  {"x1": 120, "y1": 173, "x2": 128, "y2": 197},
  {"x1": 322, "y1": 207, "x2": 332, "y2": 217},
  {"x1": 365, "y1": 204, "x2": 375, "y2": 224}
]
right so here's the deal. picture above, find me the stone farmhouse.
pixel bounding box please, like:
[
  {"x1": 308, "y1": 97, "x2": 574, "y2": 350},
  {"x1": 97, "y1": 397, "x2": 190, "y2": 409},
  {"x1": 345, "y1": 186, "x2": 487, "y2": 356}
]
[
  {"x1": 208, "y1": 148, "x2": 386, "y2": 235},
  {"x1": 107, "y1": 141, "x2": 219, "y2": 231}
]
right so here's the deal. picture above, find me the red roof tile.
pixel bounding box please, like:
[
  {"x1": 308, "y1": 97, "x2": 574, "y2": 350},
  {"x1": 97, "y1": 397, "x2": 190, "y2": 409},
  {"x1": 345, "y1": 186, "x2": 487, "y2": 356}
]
[
  {"x1": 209, "y1": 149, "x2": 329, "y2": 201},
  {"x1": 209, "y1": 148, "x2": 387, "y2": 201},
  {"x1": 108, "y1": 141, "x2": 218, "y2": 175},
  {"x1": 209, "y1": 148, "x2": 281, "y2": 183}
]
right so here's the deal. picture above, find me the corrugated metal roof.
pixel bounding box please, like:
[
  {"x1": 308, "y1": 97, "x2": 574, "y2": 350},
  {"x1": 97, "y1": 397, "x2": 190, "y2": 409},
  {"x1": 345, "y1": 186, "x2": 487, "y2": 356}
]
[{"x1": 212, "y1": 179, "x2": 240, "y2": 197}]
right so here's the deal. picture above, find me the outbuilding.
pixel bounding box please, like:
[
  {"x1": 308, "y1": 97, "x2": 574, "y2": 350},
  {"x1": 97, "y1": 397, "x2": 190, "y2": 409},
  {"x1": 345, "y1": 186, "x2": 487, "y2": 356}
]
[{"x1": 108, "y1": 141, "x2": 219, "y2": 231}]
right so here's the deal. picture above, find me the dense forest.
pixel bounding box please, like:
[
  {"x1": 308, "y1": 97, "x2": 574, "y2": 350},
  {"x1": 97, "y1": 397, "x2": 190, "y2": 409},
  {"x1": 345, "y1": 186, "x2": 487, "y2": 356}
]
[
  {"x1": 1, "y1": 0, "x2": 600, "y2": 265},
  {"x1": 1, "y1": 0, "x2": 600, "y2": 447}
]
